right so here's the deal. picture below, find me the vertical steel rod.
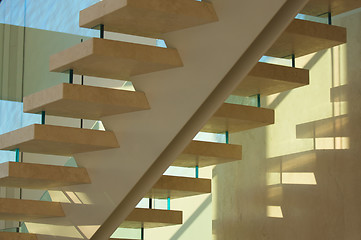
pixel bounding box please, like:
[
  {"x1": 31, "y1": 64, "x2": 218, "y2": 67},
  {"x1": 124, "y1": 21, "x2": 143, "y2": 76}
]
[
  {"x1": 69, "y1": 69, "x2": 74, "y2": 84},
  {"x1": 291, "y1": 54, "x2": 296, "y2": 68},
  {"x1": 257, "y1": 94, "x2": 261, "y2": 108},
  {"x1": 195, "y1": 165, "x2": 199, "y2": 178},
  {"x1": 149, "y1": 198, "x2": 152, "y2": 209},
  {"x1": 167, "y1": 197, "x2": 171, "y2": 210},
  {"x1": 327, "y1": 12, "x2": 332, "y2": 25},
  {"x1": 100, "y1": 24, "x2": 104, "y2": 39},
  {"x1": 141, "y1": 227, "x2": 144, "y2": 240},
  {"x1": 41, "y1": 111, "x2": 46, "y2": 125},
  {"x1": 15, "y1": 149, "x2": 20, "y2": 163}
]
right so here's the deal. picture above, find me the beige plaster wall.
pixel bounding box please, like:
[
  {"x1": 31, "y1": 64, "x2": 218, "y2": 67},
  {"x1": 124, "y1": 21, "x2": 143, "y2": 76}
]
[{"x1": 213, "y1": 9, "x2": 361, "y2": 240}]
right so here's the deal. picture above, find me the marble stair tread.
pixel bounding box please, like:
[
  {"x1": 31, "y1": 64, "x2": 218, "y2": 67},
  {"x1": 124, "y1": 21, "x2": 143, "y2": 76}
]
[
  {"x1": 0, "y1": 232, "x2": 38, "y2": 240},
  {"x1": 202, "y1": 103, "x2": 274, "y2": 133},
  {"x1": 301, "y1": 0, "x2": 361, "y2": 17},
  {"x1": 0, "y1": 162, "x2": 91, "y2": 189},
  {"x1": 0, "y1": 124, "x2": 119, "y2": 156},
  {"x1": 23, "y1": 83, "x2": 150, "y2": 120},
  {"x1": 233, "y1": 62, "x2": 309, "y2": 97},
  {"x1": 50, "y1": 38, "x2": 183, "y2": 80},
  {"x1": 146, "y1": 175, "x2": 211, "y2": 199},
  {"x1": 173, "y1": 140, "x2": 242, "y2": 168},
  {"x1": 0, "y1": 198, "x2": 64, "y2": 221},
  {"x1": 266, "y1": 19, "x2": 346, "y2": 58},
  {"x1": 120, "y1": 208, "x2": 182, "y2": 229},
  {"x1": 79, "y1": 0, "x2": 218, "y2": 37}
]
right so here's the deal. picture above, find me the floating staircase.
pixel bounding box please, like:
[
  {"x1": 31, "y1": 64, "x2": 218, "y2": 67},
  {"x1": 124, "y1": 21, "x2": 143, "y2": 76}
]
[{"x1": 0, "y1": 0, "x2": 355, "y2": 239}]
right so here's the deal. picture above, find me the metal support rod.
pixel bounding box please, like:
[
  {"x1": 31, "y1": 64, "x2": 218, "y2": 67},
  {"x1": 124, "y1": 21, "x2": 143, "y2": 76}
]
[
  {"x1": 327, "y1": 12, "x2": 332, "y2": 25},
  {"x1": 141, "y1": 227, "x2": 144, "y2": 240},
  {"x1": 195, "y1": 165, "x2": 199, "y2": 178},
  {"x1": 167, "y1": 197, "x2": 170, "y2": 210},
  {"x1": 149, "y1": 198, "x2": 152, "y2": 209},
  {"x1": 15, "y1": 149, "x2": 20, "y2": 163},
  {"x1": 69, "y1": 69, "x2": 74, "y2": 84},
  {"x1": 291, "y1": 54, "x2": 296, "y2": 68},
  {"x1": 41, "y1": 111, "x2": 46, "y2": 125},
  {"x1": 100, "y1": 24, "x2": 105, "y2": 39},
  {"x1": 225, "y1": 131, "x2": 229, "y2": 144},
  {"x1": 257, "y1": 94, "x2": 261, "y2": 108}
]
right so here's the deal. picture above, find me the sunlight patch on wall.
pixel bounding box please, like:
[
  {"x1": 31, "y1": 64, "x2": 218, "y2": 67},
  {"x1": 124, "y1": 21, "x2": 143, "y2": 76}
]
[
  {"x1": 282, "y1": 172, "x2": 317, "y2": 185},
  {"x1": 48, "y1": 190, "x2": 71, "y2": 203},
  {"x1": 267, "y1": 172, "x2": 281, "y2": 185},
  {"x1": 267, "y1": 206, "x2": 283, "y2": 218},
  {"x1": 315, "y1": 137, "x2": 349, "y2": 150}
]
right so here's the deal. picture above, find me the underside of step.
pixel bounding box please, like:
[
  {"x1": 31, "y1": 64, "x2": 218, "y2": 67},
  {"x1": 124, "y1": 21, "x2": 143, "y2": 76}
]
[
  {"x1": 0, "y1": 232, "x2": 38, "y2": 240},
  {"x1": 0, "y1": 162, "x2": 91, "y2": 189},
  {"x1": 202, "y1": 103, "x2": 274, "y2": 133},
  {"x1": 301, "y1": 0, "x2": 361, "y2": 17},
  {"x1": 23, "y1": 83, "x2": 150, "y2": 120},
  {"x1": 49, "y1": 38, "x2": 183, "y2": 80},
  {"x1": 0, "y1": 198, "x2": 64, "y2": 221},
  {"x1": 146, "y1": 175, "x2": 211, "y2": 199},
  {"x1": 233, "y1": 62, "x2": 309, "y2": 96},
  {"x1": 173, "y1": 140, "x2": 242, "y2": 168},
  {"x1": 266, "y1": 19, "x2": 347, "y2": 58},
  {"x1": 120, "y1": 208, "x2": 182, "y2": 228},
  {"x1": 0, "y1": 124, "x2": 119, "y2": 156},
  {"x1": 79, "y1": 0, "x2": 218, "y2": 37}
]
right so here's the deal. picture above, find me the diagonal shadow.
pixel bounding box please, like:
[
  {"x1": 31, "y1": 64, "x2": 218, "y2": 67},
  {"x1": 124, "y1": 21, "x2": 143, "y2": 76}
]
[{"x1": 170, "y1": 195, "x2": 212, "y2": 240}]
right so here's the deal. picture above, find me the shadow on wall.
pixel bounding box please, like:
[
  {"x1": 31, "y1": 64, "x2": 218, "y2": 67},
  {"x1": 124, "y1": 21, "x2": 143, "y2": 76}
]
[{"x1": 212, "y1": 10, "x2": 361, "y2": 240}]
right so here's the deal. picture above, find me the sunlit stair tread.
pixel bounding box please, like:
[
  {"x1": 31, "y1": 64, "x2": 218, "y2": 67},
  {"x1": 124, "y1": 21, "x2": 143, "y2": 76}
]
[
  {"x1": 50, "y1": 38, "x2": 183, "y2": 80},
  {"x1": 79, "y1": 0, "x2": 218, "y2": 37},
  {"x1": 23, "y1": 83, "x2": 150, "y2": 120},
  {"x1": 0, "y1": 124, "x2": 119, "y2": 156},
  {"x1": 145, "y1": 175, "x2": 211, "y2": 199},
  {"x1": 0, "y1": 162, "x2": 91, "y2": 189},
  {"x1": 266, "y1": 19, "x2": 346, "y2": 58},
  {"x1": 0, "y1": 198, "x2": 64, "y2": 221},
  {"x1": 0, "y1": 232, "x2": 38, "y2": 240},
  {"x1": 121, "y1": 208, "x2": 182, "y2": 228},
  {"x1": 202, "y1": 103, "x2": 274, "y2": 133},
  {"x1": 173, "y1": 140, "x2": 242, "y2": 168},
  {"x1": 301, "y1": 0, "x2": 361, "y2": 17},
  {"x1": 233, "y1": 62, "x2": 309, "y2": 97}
]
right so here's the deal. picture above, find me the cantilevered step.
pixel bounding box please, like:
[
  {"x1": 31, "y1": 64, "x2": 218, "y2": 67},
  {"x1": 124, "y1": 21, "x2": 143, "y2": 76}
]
[
  {"x1": 120, "y1": 208, "x2": 182, "y2": 228},
  {"x1": 0, "y1": 232, "x2": 37, "y2": 240},
  {"x1": 0, "y1": 162, "x2": 91, "y2": 189},
  {"x1": 23, "y1": 83, "x2": 150, "y2": 120},
  {"x1": 79, "y1": 0, "x2": 218, "y2": 37},
  {"x1": 145, "y1": 175, "x2": 211, "y2": 199},
  {"x1": 301, "y1": 0, "x2": 361, "y2": 17},
  {"x1": 266, "y1": 19, "x2": 346, "y2": 58},
  {"x1": 0, "y1": 124, "x2": 119, "y2": 156},
  {"x1": 50, "y1": 38, "x2": 183, "y2": 80},
  {"x1": 202, "y1": 103, "x2": 274, "y2": 133},
  {"x1": 0, "y1": 198, "x2": 64, "y2": 221},
  {"x1": 233, "y1": 62, "x2": 309, "y2": 97},
  {"x1": 173, "y1": 140, "x2": 242, "y2": 168}
]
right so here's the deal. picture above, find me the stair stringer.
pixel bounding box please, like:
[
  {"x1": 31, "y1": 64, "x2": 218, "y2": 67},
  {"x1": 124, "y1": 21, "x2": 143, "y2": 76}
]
[{"x1": 25, "y1": 0, "x2": 309, "y2": 239}]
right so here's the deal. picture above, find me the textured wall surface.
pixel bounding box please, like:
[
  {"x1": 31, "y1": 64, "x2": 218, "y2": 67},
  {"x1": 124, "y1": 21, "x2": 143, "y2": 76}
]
[{"x1": 213, "y1": 9, "x2": 361, "y2": 240}]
